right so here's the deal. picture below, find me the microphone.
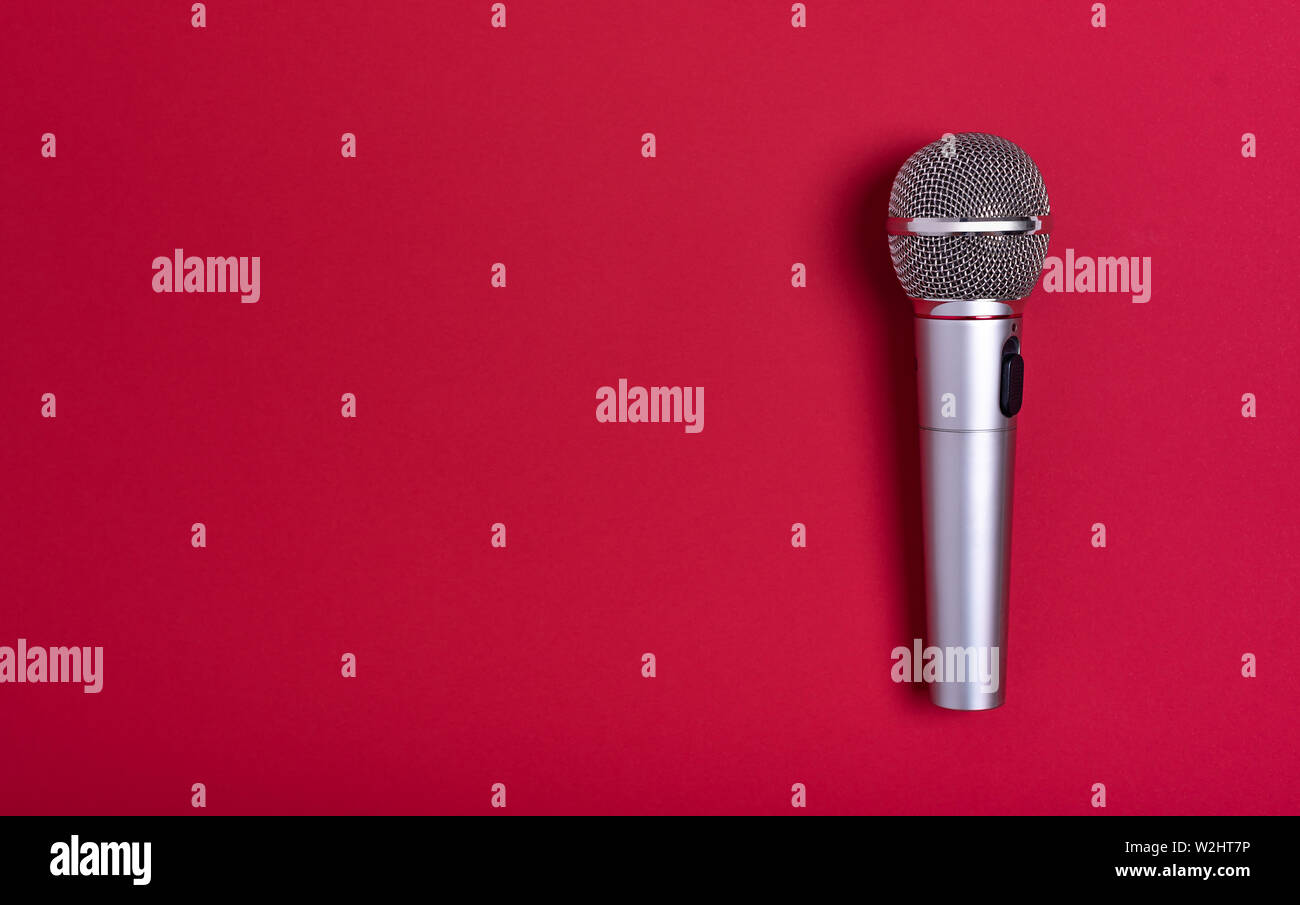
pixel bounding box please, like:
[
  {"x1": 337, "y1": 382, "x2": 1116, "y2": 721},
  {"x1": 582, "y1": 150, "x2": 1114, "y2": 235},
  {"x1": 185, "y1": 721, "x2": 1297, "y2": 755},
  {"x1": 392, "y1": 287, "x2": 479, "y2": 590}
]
[{"x1": 885, "y1": 133, "x2": 1051, "y2": 710}]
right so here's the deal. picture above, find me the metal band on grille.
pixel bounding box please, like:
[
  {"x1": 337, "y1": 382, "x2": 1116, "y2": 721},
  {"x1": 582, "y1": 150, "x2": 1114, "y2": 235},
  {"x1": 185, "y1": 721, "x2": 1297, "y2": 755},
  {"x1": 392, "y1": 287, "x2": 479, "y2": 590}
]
[{"x1": 885, "y1": 215, "x2": 1051, "y2": 236}]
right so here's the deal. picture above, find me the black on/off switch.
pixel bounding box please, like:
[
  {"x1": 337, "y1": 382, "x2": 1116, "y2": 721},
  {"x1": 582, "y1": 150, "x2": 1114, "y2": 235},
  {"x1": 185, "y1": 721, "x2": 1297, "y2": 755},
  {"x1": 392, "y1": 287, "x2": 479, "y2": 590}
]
[{"x1": 1000, "y1": 336, "x2": 1023, "y2": 418}]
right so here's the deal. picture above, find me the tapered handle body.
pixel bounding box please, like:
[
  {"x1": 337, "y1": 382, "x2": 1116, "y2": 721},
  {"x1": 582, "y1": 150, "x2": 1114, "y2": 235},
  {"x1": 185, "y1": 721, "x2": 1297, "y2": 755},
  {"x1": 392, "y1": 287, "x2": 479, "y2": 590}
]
[{"x1": 914, "y1": 315, "x2": 1022, "y2": 710}]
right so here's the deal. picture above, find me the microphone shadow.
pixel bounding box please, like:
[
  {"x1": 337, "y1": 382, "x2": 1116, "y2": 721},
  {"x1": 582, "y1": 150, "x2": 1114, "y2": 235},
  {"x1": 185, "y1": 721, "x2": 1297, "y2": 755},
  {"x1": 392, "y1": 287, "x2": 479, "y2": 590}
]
[{"x1": 838, "y1": 144, "x2": 930, "y2": 703}]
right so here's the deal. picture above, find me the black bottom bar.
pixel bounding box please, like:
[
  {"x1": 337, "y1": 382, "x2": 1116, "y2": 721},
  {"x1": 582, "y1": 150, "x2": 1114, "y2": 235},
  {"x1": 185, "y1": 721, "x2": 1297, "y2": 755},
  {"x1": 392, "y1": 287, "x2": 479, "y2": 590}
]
[{"x1": 0, "y1": 816, "x2": 1289, "y2": 893}]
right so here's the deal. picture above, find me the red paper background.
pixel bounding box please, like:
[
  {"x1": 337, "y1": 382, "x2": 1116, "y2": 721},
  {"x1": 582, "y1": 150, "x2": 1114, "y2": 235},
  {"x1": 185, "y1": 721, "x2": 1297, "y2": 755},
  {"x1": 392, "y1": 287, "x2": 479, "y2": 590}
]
[{"x1": 3, "y1": 0, "x2": 1297, "y2": 815}]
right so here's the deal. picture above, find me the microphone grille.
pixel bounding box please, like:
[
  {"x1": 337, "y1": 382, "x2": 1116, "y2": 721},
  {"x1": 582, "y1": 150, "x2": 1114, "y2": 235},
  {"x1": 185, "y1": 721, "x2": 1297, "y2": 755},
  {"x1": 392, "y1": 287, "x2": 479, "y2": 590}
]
[{"x1": 888, "y1": 132, "x2": 1050, "y2": 301}]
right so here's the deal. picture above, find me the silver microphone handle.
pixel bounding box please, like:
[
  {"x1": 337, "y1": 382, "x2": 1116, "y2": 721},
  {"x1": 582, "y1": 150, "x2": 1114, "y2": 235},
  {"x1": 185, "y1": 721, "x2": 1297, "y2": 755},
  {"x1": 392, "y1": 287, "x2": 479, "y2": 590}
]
[{"x1": 914, "y1": 314, "x2": 1021, "y2": 710}]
